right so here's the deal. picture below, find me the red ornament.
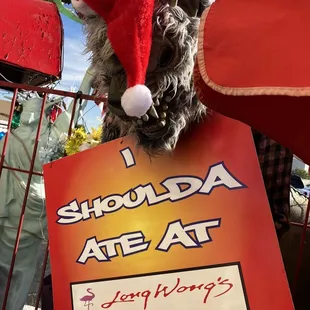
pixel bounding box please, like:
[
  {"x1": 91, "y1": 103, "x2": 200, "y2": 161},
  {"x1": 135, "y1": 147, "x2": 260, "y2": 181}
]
[{"x1": 49, "y1": 106, "x2": 62, "y2": 123}]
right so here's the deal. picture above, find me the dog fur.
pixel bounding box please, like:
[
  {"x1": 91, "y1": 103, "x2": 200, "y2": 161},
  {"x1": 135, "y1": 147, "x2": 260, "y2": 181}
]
[{"x1": 83, "y1": 1, "x2": 210, "y2": 155}]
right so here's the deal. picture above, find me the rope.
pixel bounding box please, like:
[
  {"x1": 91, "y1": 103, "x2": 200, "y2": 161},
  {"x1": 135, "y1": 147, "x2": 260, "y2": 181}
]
[{"x1": 290, "y1": 186, "x2": 309, "y2": 208}]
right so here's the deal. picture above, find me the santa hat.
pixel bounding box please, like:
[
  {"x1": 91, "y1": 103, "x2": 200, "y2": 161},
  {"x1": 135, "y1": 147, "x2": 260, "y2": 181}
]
[{"x1": 73, "y1": 0, "x2": 155, "y2": 118}]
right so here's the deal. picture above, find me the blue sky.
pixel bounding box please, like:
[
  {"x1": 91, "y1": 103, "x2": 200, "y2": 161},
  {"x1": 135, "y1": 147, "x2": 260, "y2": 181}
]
[{"x1": 57, "y1": 13, "x2": 101, "y2": 129}]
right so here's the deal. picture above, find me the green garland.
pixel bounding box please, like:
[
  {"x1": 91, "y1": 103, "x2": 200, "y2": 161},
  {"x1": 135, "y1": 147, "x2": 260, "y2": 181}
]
[
  {"x1": 49, "y1": 0, "x2": 83, "y2": 24},
  {"x1": 11, "y1": 109, "x2": 21, "y2": 130}
]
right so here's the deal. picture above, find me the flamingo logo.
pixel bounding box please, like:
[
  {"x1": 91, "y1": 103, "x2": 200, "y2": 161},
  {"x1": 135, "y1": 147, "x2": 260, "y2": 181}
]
[{"x1": 80, "y1": 288, "x2": 95, "y2": 309}]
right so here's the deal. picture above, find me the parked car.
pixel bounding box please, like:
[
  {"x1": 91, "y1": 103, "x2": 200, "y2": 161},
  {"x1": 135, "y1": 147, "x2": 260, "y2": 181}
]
[
  {"x1": 298, "y1": 187, "x2": 310, "y2": 198},
  {"x1": 291, "y1": 174, "x2": 310, "y2": 198},
  {"x1": 291, "y1": 174, "x2": 304, "y2": 188}
]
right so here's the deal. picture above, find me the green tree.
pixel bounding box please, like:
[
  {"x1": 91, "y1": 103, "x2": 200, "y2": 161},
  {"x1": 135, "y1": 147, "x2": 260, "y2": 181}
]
[{"x1": 293, "y1": 169, "x2": 310, "y2": 180}]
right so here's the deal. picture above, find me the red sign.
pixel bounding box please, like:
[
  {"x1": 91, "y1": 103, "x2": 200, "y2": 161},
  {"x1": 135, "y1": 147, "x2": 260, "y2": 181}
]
[{"x1": 44, "y1": 113, "x2": 294, "y2": 310}]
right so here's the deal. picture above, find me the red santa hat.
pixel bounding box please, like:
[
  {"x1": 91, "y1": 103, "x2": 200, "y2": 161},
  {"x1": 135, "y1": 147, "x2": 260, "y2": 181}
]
[{"x1": 72, "y1": 0, "x2": 155, "y2": 118}]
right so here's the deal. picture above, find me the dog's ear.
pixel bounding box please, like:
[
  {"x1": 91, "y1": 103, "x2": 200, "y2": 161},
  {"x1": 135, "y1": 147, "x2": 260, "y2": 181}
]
[{"x1": 166, "y1": 0, "x2": 211, "y2": 17}]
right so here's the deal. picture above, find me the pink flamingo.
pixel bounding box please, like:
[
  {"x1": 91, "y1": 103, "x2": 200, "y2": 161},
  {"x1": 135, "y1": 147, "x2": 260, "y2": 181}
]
[{"x1": 80, "y1": 288, "x2": 95, "y2": 308}]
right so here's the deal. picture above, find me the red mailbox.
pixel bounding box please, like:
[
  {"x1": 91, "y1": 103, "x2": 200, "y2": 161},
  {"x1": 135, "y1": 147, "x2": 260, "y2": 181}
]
[{"x1": 0, "y1": 0, "x2": 63, "y2": 87}]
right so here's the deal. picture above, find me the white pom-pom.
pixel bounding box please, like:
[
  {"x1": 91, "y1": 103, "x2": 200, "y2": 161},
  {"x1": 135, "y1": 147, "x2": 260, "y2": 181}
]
[
  {"x1": 121, "y1": 85, "x2": 153, "y2": 118},
  {"x1": 71, "y1": 0, "x2": 96, "y2": 16}
]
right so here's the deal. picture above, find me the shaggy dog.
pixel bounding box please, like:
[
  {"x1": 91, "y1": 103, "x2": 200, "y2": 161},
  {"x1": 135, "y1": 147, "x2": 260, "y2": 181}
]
[{"x1": 82, "y1": 0, "x2": 210, "y2": 154}]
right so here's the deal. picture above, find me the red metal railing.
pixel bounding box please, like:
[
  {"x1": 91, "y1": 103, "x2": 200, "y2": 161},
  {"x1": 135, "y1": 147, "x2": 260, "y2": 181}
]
[
  {"x1": 0, "y1": 80, "x2": 309, "y2": 309},
  {"x1": 0, "y1": 80, "x2": 99, "y2": 310},
  {"x1": 292, "y1": 200, "x2": 310, "y2": 295}
]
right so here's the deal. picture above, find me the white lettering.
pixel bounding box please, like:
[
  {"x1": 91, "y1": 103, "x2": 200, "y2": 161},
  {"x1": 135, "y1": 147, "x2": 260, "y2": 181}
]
[
  {"x1": 81, "y1": 199, "x2": 102, "y2": 220},
  {"x1": 119, "y1": 232, "x2": 150, "y2": 255},
  {"x1": 156, "y1": 219, "x2": 221, "y2": 251},
  {"x1": 184, "y1": 219, "x2": 221, "y2": 243},
  {"x1": 144, "y1": 184, "x2": 170, "y2": 205},
  {"x1": 101, "y1": 195, "x2": 123, "y2": 213},
  {"x1": 56, "y1": 200, "x2": 83, "y2": 224},
  {"x1": 123, "y1": 186, "x2": 147, "y2": 209},
  {"x1": 156, "y1": 221, "x2": 199, "y2": 251},
  {"x1": 98, "y1": 238, "x2": 118, "y2": 258},
  {"x1": 77, "y1": 237, "x2": 109, "y2": 264},
  {"x1": 162, "y1": 177, "x2": 203, "y2": 201},
  {"x1": 199, "y1": 163, "x2": 244, "y2": 194},
  {"x1": 57, "y1": 162, "x2": 245, "y2": 225},
  {"x1": 77, "y1": 232, "x2": 150, "y2": 264}
]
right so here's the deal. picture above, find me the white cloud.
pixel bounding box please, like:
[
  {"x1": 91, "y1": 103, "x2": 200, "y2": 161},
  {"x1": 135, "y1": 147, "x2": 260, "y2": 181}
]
[
  {"x1": 57, "y1": 37, "x2": 90, "y2": 91},
  {"x1": 57, "y1": 36, "x2": 102, "y2": 129}
]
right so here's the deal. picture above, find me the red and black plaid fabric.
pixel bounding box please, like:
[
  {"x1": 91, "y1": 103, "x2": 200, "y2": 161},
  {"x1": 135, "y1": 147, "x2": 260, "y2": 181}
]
[{"x1": 252, "y1": 129, "x2": 293, "y2": 239}]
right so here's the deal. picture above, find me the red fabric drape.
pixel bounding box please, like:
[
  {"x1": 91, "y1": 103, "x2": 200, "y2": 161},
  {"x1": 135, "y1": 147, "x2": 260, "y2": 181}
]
[{"x1": 195, "y1": 0, "x2": 310, "y2": 164}]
